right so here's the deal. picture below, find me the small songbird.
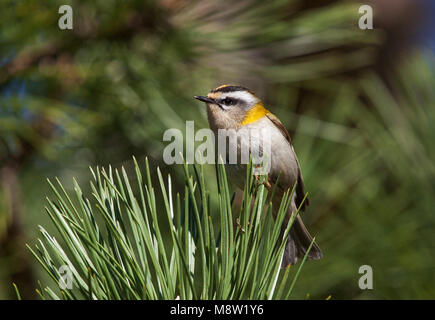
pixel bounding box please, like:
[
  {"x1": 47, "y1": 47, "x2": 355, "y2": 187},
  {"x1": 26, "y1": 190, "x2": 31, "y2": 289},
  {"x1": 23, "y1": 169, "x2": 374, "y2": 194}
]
[{"x1": 194, "y1": 84, "x2": 322, "y2": 266}]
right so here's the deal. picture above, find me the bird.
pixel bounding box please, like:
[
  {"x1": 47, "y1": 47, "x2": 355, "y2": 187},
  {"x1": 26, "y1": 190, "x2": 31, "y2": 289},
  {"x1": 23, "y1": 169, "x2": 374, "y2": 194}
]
[{"x1": 194, "y1": 84, "x2": 322, "y2": 267}]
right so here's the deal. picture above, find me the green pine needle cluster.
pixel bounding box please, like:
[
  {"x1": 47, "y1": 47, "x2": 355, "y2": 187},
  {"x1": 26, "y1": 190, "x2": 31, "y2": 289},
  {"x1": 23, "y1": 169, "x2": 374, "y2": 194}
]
[{"x1": 26, "y1": 158, "x2": 312, "y2": 300}]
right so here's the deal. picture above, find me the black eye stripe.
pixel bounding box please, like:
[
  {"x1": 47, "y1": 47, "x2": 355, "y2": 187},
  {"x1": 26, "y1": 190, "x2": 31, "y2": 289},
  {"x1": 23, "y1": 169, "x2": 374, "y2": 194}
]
[{"x1": 221, "y1": 97, "x2": 237, "y2": 105}]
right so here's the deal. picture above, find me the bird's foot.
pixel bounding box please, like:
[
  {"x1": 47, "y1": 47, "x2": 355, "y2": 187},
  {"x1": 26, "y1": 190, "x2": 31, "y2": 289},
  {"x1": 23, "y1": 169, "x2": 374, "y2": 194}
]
[
  {"x1": 254, "y1": 173, "x2": 271, "y2": 190},
  {"x1": 235, "y1": 218, "x2": 250, "y2": 233}
]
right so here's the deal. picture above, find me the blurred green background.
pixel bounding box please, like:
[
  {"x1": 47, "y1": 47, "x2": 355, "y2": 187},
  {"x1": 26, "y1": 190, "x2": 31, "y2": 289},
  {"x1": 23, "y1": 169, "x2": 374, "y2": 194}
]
[{"x1": 1, "y1": 0, "x2": 434, "y2": 299}]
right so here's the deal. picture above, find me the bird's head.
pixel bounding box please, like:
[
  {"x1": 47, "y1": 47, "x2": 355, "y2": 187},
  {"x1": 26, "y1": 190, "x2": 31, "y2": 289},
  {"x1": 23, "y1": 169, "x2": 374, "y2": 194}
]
[{"x1": 195, "y1": 85, "x2": 270, "y2": 130}]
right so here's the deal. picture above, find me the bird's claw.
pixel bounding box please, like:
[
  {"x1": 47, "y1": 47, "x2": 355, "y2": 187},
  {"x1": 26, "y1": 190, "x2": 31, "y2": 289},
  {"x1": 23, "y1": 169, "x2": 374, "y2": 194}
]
[
  {"x1": 254, "y1": 173, "x2": 271, "y2": 190},
  {"x1": 236, "y1": 218, "x2": 250, "y2": 232}
]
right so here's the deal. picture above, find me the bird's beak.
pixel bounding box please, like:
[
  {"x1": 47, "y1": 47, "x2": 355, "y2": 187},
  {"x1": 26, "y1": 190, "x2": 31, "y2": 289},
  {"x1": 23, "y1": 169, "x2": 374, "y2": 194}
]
[{"x1": 194, "y1": 96, "x2": 216, "y2": 104}]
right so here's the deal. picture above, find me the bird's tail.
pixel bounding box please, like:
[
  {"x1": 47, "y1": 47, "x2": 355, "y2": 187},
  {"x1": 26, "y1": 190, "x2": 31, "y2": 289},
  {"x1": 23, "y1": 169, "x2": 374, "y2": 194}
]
[{"x1": 281, "y1": 215, "x2": 322, "y2": 268}]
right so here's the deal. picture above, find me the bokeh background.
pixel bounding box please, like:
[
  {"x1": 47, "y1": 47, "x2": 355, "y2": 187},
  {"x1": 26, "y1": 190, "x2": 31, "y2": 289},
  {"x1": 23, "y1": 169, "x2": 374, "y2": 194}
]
[{"x1": 1, "y1": 0, "x2": 434, "y2": 299}]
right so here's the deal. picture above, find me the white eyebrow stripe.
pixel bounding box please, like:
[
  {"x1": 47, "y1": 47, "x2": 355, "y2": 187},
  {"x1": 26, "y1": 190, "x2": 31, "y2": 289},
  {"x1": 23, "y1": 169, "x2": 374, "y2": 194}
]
[{"x1": 220, "y1": 91, "x2": 259, "y2": 105}]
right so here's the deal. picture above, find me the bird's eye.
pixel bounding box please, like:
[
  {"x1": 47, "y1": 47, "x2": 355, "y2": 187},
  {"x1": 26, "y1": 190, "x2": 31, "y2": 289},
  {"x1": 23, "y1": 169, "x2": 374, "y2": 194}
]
[{"x1": 222, "y1": 98, "x2": 236, "y2": 106}]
